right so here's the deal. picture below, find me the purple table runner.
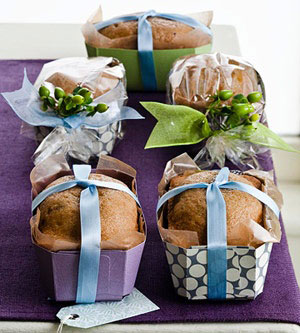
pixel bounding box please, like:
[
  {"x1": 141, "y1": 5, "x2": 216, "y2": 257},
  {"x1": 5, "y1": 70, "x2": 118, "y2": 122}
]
[{"x1": 0, "y1": 60, "x2": 299, "y2": 324}]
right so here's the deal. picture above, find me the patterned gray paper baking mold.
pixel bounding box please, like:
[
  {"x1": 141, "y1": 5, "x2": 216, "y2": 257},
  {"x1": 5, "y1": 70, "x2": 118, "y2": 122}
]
[{"x1": 164, "y1": 241, "x2": 272, "y2": 300}]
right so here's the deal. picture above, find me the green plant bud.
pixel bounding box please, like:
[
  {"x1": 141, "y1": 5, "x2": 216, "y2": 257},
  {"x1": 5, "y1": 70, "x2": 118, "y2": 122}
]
[
  {"x1": 248, "y1": 104, "x2": 255, "y2": 113},
  {"x1": 232, "y1": 94, "x2": 248, "y2": 104},
  {"x1": 83, "y1": 91, "x2": 92, "y2": 102},
  {"x1": 250, "y1": 113, "x2": 260, "y2": 122},
  {"x1": 242, "y1": 125, "x2": 256, "y2": 139},
  {"x1": 39, "y1": 86, "x2": 50, "y2": 98},
  {"x1": 247, "y1": 91, "x2": 262, "y2": 103},
  {"x1": 218, "y1": 90, "x2": 233, "y2": 101},
  {"x1": 54, "y1": 87, "x2": 66, "y2": 100},
  {"x1": 232, "y1": 103, "x2": 251, "y2": 116},
  {"x1": 72, "y1": 95, "x2": 85, "y2": 105},
  {"x1": 233, "y1": 94, "x2": 244, "y2": 100},
  {"x1": 78, "y1": 88, "x2": 90, "y2": 96},
  {"x1": 95, "y1": 103, "x2": 109, "y2": 113}
]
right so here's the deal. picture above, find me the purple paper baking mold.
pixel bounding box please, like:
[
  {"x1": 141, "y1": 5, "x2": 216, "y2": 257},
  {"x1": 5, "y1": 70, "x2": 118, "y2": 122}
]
[{"x1": 34, "y1": 240, "x2": 145, "y2": 302}]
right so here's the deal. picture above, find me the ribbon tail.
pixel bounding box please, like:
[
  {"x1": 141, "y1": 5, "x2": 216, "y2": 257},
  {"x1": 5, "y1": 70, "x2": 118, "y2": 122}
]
[
  {"x1": 1, "y1": 70, "x2": 64, "y2": 127},
  {"x1": 79, "y1": 102, "x2": 144, "y2": 129},
  {"x1": 76, "y1": 185, "x2": 101, "y2": 303},
  {"x1": 206, "y1": 183, "x2": 227, "y2": 299},
  {"x1": 138, "y1": 14, "x2": 157, "y2": 90}
]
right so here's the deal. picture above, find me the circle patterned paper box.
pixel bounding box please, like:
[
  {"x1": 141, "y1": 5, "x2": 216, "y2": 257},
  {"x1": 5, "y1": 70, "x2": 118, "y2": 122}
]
[{"x1": 164, "y1": 241, "x2": 272, "y2": 300}]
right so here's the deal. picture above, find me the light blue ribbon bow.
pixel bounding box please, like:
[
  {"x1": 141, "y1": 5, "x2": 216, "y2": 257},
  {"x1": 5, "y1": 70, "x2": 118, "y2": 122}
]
[
  {"x1": 1, "y1": 69, "x2": 144, "y2": 129},
  {"x1": 94, "y1": 10, "x2": 212, "y2": 90},
  {"x1": 157, "y1": 168, "x2": 280, "y2": 299},
  {"x1": 32, "y1": 165, "x2": 140, "y2": 304}
]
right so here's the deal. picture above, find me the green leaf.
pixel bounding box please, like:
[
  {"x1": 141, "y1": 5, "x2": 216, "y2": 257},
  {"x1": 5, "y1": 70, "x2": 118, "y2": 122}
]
[
  {"x1": 226, "y1": 113, "x2": 241, "y2": 128},
  {"x1": 72, "y1": 86, "x2": 82, "y2": 95},
  {"x1": 140, "y1": 102, "x2": 212, "y2": 149},
  {"x1": 41, "y1": 101, "x2": 48, "y2": 111},
  {"x1": 66, "y1": 102, "x2": 73, "y2": 111},
  {"x1": 57, "y1": 97, "x2": 63, "y2": 109},
  {"x1": 85, "y1": 97, "x2": 93, "y2": 104},
  {"x1": 47, "y1": 96, "x2": 55, "y2": 107},
  {"x1": 87, "y1": 110, "x2": 97, "y2": 117},
  {"x1": 248, "y1": 123, "x2": 300, "y2": 153},
  {"x1": 86, "y1": 105, "x2": 95, "y2": 112},
  {"x1": 64, "y1": 95, "x2": 72, "y2": 104}
]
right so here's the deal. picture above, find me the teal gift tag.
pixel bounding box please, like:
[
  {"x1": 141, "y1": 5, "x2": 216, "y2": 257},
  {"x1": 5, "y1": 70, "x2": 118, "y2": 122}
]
[{"x1": 56, "y1": 288, "x2": 159, "y2": 329}]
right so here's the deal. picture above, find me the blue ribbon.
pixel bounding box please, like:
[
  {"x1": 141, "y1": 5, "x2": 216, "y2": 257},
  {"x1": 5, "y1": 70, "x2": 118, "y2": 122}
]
[
  {"x1": 32, "y1": 165, "x2": 140, "y2": 304},
  {"x1": 1, "y1": 69, "x2": 144, "y2": 129},
  {"x1": 94, "y1": 10, "x2": 212, "y2": 91},
  {"x1": 157, "y1": 168, "x2": 280, "y2": 299}
]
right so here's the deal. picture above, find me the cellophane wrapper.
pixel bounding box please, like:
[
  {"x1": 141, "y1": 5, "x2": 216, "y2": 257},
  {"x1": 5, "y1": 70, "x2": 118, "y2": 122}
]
[
  {"x1": 30, "y1": 154, "x2": 145, "y2": 252},
  {"x1": 82, "y1": 7, "x2": 213, "y2": 50},
  {"x1": 20, "y1": 57, "x2": 127, "y2": 165},
  {"x1": 157, "y1": 153, "x2": 282, "y2": 249},
  {"x1": 167, "y1": 52, "x2": 270, "y2": 170}
]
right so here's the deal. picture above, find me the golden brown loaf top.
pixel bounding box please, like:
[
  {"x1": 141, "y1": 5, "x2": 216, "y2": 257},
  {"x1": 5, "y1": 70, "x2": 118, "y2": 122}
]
[
  {"x1": 39, "y1": 173, "x2": 138, "y2": 243},
  {"x1": 167, "y1": 170, "x2": 263, "y2": 246},
  {"x1": 43, "y1": 58, "x2": 124, "y2": 98},
  {"x1": 171, "y1": 53, "x2": 259, "y2": 111},
  {"x1": 99, "y1": 17, "x2": 211, "y2": 50}
]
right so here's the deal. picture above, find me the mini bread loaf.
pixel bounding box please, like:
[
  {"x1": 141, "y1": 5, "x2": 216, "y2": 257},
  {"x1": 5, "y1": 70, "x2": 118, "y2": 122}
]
[
  {"x1": 39, "y1": 173, "x2": 138, "y2": 243},
  {"x1": 43, "y1": 58, "x2": 124, "y2": 98},
  {"x1": 170, "y1": 53, "x2": 259, "y2": 111},
  {"x1": 167, "y1": 170, "x2": 263, "y2": 246},
  {"x1": 99, "y1": 17, "x2": 212, "y2": 50}
]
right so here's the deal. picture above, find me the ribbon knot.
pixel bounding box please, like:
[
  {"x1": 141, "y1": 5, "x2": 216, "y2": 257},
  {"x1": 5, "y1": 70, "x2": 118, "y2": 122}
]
[
  {"x1": 213, "y1": 167, "x2": 230, "y2": 185},
  {"x1": 73, "y1": 164, "x2": 91, "y2": 182}
]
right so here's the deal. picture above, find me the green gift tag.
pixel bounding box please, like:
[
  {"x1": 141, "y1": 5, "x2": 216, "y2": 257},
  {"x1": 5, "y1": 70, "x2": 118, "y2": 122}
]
[
  {"x1": 248, "y1": 122, "x2": 300, "y2": 153},
  {"x1": 141, "y1": 101, "x2": 300, "y2": 158},
  {"x1": 141, "y1": 102, "x2": 211, "y2": 148}
]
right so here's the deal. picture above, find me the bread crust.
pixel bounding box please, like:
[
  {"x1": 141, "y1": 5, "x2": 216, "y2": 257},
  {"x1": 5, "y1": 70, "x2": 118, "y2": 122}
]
[
  {"x1": 99, "y1": 17, "x2": 209, "y2": 49},
  {"x1": 171, "y1": 54, "x2": 259, "y2": 110},
  {"x1": 39, "y1": 173, "x2": 138, "y2": 243},
  {"x1": 167, "y1": 170, "x2": 263, "y2": 246}
]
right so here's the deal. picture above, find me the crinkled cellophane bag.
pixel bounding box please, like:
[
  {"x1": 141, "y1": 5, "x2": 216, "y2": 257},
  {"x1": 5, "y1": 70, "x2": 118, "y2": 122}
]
[
  {"x1": 167, "y1": 52, "x2": 271, "y2": 170},
  {"x1": 168, "y1": 52, "x2": 265, "y2": 112},
  {"x1": 21, "y1": 57, "x2": 127, "y2": 164}
]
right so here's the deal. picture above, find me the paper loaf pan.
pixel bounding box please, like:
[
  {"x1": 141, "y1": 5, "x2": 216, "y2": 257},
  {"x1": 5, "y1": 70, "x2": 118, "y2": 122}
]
[
  {"x1": 30, "y1": 155, "x2": 146, "y2": 302},
  {"x1": 164, "y1": 241, "x2": 272, "y2": 300},
  {"x1": 34, "y1": 241, "x2": 145, "y2": 302},
  {"x1": 85, "y1": 44, "x2": 212, "y2": 91}
]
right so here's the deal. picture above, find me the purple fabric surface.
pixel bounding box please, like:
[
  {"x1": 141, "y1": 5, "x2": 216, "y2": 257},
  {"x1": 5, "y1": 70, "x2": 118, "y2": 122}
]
[{"x1": 0, "y1": 60, "x2": 299, "y2": 324}]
